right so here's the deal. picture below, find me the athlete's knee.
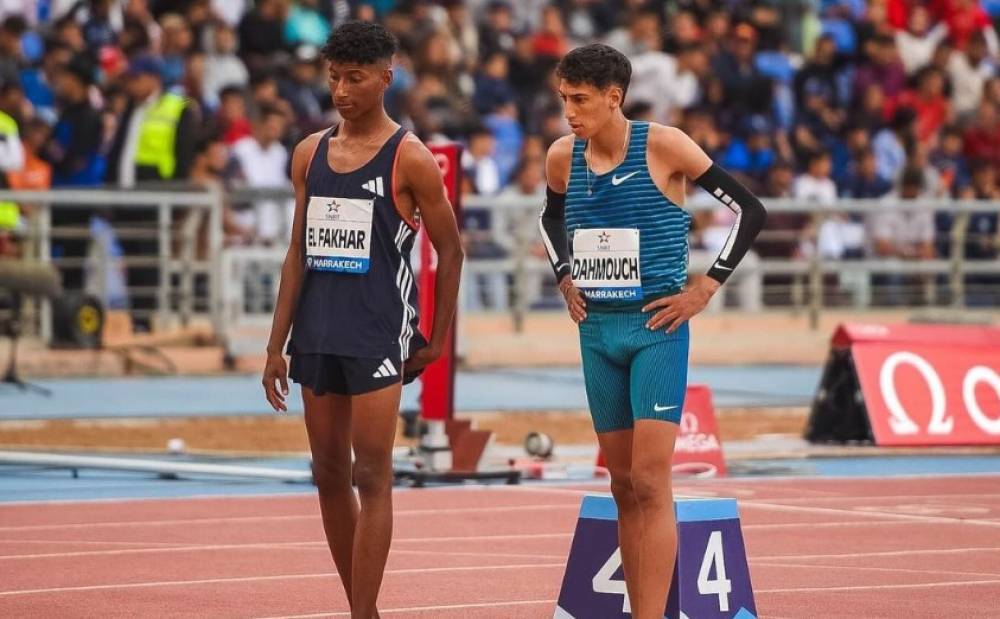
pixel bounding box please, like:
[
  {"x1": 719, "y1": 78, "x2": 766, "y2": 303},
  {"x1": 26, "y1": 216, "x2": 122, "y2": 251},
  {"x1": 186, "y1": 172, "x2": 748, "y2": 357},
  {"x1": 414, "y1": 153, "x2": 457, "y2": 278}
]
[
  {"x1": 351, "y1": 459, "x2": 392, "y2": 497},
  {"x1": 630, "y1": 467, "x2": 671, "y2": 510},
  {"x1": 311, "y1": 457, "x2": 353, "y2": 496},
  {"x1": 609, "y1": 473, "x2": 638, "y2": 510}
]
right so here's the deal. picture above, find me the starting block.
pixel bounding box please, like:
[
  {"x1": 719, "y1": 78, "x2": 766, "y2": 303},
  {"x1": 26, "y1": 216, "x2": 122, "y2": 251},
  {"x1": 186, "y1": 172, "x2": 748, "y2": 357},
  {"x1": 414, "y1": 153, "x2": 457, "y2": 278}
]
[{"x1": 555, "y1": 494, "x2": 756, "y2": 619}]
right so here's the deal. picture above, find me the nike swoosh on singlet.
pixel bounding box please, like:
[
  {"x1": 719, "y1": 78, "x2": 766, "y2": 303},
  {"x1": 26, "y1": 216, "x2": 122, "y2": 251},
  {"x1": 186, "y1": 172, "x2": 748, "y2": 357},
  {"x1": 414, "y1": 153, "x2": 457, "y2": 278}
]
[{"x1": 611, "y1": 171, "x2": 639, "y2": 186}]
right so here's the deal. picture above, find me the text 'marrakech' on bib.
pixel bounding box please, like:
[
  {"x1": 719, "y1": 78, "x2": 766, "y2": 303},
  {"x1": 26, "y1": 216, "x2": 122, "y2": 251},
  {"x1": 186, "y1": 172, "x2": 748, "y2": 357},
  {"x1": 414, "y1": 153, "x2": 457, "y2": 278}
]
[
  {"x1": 572, "y1": 228, "x2": 642, "y2": 301},
  {"x1": 305, "y1": 196, "x2": 374, "y2": 273}
]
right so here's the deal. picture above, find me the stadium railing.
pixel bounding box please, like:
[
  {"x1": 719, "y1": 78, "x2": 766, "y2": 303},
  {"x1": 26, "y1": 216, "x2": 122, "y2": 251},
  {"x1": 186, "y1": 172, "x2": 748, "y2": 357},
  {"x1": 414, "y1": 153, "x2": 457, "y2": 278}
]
[{"x1": 1, "y1": 187, "x2": 997, "y2": 345}]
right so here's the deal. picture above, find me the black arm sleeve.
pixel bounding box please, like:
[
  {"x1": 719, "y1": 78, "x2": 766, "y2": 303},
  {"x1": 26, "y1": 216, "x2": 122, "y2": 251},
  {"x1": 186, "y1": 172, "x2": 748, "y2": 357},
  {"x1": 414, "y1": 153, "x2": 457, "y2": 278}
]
[
  {"x1": 694, "y1": 164, "x2": 768, "y2": 284},
  {"x1": 538, "y1": 186, "x2": 572, "y2": 283}
]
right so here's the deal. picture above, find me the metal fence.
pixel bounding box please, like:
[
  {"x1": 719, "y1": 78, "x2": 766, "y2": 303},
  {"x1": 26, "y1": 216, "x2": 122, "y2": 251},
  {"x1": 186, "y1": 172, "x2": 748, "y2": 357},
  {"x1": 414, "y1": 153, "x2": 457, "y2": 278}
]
[{"x1": 1, "y1": 187, "x2": 997, "y2": 347}]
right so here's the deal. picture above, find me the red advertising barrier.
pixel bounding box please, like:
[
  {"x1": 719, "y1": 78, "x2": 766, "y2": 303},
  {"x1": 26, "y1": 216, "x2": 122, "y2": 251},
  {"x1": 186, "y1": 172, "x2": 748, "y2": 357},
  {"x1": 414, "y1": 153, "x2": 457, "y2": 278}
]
[
  {"x1": 418, "y1": 143, "x2": 462, "y2": 422},
  {"x1": 673, "y1": 384, "x2": 728, "y2": 476},
  {"x1": 597, "y1": 384, "x2": 727, "y2": 477},
  {"x1": 809, "y1": 323, "x2": 1000, "y2": 446}
]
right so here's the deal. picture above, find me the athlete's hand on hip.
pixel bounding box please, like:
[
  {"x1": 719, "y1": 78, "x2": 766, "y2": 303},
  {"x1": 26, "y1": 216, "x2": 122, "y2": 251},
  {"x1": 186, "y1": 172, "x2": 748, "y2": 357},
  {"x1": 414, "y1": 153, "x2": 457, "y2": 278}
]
[
  {"x1": 262, "y1": 352, "x2": 289, "y2": 413},
  {"x1": 406, "y1": 343, "x2": 442, "y2": 374},
  {"x1": 643, "y1": 275, "x2": 721, "y2": 333},
  {"x1": 559, "y1": 276, "x2": 587, "y2": 323}
]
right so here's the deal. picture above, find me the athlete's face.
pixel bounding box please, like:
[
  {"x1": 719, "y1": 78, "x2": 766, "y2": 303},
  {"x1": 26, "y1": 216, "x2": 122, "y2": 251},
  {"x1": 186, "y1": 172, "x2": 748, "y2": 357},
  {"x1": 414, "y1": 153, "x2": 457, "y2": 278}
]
[
  {"x1": 327, "y1": 59, "x2": 392, "y2": 120},
  {"x1": 558, "y1": 79, "x2": 623, "y2": 139}
]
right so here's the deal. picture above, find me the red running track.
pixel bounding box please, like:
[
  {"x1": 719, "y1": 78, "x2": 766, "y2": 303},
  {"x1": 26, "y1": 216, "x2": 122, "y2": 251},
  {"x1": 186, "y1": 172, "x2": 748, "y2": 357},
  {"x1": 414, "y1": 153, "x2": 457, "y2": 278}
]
[{"x1": 2, "y1": 475, "x2": 1000, "y2": 618}]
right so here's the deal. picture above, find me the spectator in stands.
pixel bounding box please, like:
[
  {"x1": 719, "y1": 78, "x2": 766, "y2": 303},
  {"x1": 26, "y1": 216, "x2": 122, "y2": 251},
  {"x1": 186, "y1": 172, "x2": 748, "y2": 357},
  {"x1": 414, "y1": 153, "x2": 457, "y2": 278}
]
[
  {"x1": 160, "y1": 13, "x2": 194, "y2": 89},
  {"x1": 963, "y1": 159, "x2": 1000, "y2": 304},
  {"x1": 842, "y1": 149, "x2": 894, "y2": 199},
  {"x1": 478, "y1": 0, "x2": 517, "y2": 61},
  {"x1": 106, "y1": 55, "x2": 199, "y2": 187},
  {"x1": 231, "y1": 104, "x2": 290, "y2": 245},
  {"x1": 184, "y1": 135, "x2": 250, "y2": 254},
  {"x1": 794, "y1": 34, "x2": 846, "y2": 112},
  {"x1": 963, "y1": 99, "x2": 1000, "y2": 166},
  {"x1": 216, "y1": 85, "x2": 252, "y2": 145},
  {"x1": 7, "y1": 117, "x2": 50, "y2": 193},
  {"x1": 473, "y1": 51, "x2": 516, "y2": 116},
  {"x1": 893, "y1": 66, "x2": 952, "y2": 143},
  {"x1": 854, "y1": 34, "x2": 907, "y2": 105},
  {"x1": 931, "y1": 124, "x2": 972, "y2": 193},
  {"x1": 463, "y1": 125, "x2": 501, "y2": 196},
  {"x1": 896, "y1": 4, "x2": 951, "y2": 75},
  {"x1": 0, "y1": 15, "x2": 27, "y2": 89},
  {"x1": 0, "y1": 98, "x2": 23, "y2": 235},
  {"x1": 711, "y1": 23, "x2": 773, "y2": 124},
  {"x1": 203, "y1": 21, "x2": 249, "y2": 108},
  {"x1": 47, "y1": 56, "x2": 104, "y2": 186},
  {"x1": 873, "y1": 106, "x2": 918, "y2": 182},
  {"x1": 868, "y1": 167, "x2": 936, "y2": 305},
  {"x1": 797, "y1": 150, "x2": 865, "y2": 260},
  {"x1": 932, "y1": 0, "x2": 1000, "y2": 52},
  {"x1": 238, "y1": 0, "x2": 289, "y2": 73},
  {"x1": 279, "y1": 44, "x2": 327, "y2": 134}
]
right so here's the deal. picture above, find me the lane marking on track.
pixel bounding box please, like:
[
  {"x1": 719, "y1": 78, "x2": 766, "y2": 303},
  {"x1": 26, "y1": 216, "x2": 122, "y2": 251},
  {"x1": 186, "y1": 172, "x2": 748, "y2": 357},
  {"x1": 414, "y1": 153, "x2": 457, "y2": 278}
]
[
  {"x1": 0, "y1": 563, "x2": 565, "y2": 597},
  {"x1": 258, "y1": 599, "x2": 558, "y2": 618}
]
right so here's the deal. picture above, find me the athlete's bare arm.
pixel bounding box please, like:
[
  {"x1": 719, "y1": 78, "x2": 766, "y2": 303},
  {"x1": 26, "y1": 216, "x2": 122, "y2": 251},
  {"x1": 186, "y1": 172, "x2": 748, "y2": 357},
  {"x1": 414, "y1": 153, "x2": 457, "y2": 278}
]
[
  {"x1": 396, "y1": 136, "x2": 464, "y2": 372},
  {"x1": 643, "y1": 124, "x2": 767, "y2": 332},
  {"x1": 543, "y1": 135, "x2": 588, "y2": 323},
  {"x1": 262, "y1": 130, "x2": 324, "y2": 412}
]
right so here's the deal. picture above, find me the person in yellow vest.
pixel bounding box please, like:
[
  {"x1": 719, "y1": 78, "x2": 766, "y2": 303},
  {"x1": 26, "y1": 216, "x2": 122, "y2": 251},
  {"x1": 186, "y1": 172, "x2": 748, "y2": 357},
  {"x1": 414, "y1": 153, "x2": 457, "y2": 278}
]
[
  {"x1": 105, "y1": 55, "x2": 199, "y2": 187},
  {"x1": 0, "y1": 107, "x2": 25, "y2": 234},
  {"x1": 104, "y1": 55, "x2": 200, "y2": 330}
]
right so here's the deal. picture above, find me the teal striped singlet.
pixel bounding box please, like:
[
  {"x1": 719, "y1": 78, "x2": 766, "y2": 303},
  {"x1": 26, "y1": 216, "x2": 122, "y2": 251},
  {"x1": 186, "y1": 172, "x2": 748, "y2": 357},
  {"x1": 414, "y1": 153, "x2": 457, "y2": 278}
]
[{"x1": 565, "y1": 121, "x2": 691, "y2": 308}]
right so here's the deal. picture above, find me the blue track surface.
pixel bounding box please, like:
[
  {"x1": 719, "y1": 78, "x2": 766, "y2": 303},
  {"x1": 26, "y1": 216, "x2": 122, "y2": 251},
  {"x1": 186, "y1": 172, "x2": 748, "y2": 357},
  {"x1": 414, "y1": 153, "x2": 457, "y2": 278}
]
[
  {"x1": 0, "y1": 365, "x2": 819, "y2": 420},
  {"x1": 3, "y1": 454, "x2": 1000, "y2": 504}
]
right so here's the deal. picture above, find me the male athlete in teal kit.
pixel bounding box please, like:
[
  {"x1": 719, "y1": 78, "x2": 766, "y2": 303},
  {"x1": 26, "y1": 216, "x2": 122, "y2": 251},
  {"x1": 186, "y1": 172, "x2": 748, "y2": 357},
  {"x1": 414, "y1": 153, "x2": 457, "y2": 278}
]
[{"x1": 540, "y1": 44, "x2": 766, "y2": 619}]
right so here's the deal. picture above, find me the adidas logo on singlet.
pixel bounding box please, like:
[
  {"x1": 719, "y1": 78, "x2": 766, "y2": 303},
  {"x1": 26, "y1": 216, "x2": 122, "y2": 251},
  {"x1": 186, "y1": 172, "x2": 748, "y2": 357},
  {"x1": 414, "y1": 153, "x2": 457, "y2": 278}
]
[
  {"x1": 362, "y1": 177, "x2": 385, "y2": 197},
  {"x1": 372, "y1": 358, "x2": 398, "y2": 378}
]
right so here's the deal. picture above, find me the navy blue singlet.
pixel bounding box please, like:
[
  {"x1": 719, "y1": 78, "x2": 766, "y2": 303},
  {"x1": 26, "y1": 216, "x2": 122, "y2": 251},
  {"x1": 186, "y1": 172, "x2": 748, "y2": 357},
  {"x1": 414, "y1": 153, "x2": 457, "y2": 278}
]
[{"x1": 287, "y1": 125, "x2": 422, "y2": 361}]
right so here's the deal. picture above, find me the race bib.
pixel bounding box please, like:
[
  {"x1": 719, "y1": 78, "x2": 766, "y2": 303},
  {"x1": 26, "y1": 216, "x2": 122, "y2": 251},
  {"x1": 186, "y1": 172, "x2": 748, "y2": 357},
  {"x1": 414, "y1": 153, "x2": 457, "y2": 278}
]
[
  {"x1": 305, "y1": 196, "x2": 373, "y2": 273},
  {"x1": 572, "y1": 228, "x2": 642, "y2": 301}
]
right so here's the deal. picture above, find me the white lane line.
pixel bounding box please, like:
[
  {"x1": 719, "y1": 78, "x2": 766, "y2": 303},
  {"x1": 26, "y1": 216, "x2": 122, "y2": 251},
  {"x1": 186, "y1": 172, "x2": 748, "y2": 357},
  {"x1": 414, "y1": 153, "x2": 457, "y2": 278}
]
[{"x1": 0, "y1": 563, "x2": 565, "y2": 597}]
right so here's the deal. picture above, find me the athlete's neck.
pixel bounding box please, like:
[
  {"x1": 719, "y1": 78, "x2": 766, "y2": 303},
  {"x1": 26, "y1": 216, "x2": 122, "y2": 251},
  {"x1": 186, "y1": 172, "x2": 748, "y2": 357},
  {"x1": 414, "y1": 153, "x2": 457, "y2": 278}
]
[
  {"x1": 588, "y1": 112, "x2": 630, "y2": 161},
  {"x1": 339, "y1": 107, "x2": 396, "y2": 140}
]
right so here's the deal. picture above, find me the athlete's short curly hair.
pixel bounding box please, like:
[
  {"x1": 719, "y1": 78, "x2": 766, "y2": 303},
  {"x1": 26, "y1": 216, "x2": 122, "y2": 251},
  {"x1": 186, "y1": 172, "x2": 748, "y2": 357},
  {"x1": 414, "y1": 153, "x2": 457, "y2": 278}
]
[
  {"x1": 556, "y1": 44, "x2": 631, "y2": 99},
  {"x1": 322, "y1": 20, "x2": 398, "y2": 65}
]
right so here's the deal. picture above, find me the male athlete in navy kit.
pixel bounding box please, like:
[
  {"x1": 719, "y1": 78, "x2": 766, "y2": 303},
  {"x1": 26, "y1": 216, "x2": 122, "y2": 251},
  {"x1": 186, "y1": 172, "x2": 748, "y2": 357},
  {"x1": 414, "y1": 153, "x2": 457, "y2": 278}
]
[
  {"x1": 540, "y1": 45, "x2": 766, "y2": 618},
  {"x1": 262, "y1": 22, "x2": 463, "y2": 619}
]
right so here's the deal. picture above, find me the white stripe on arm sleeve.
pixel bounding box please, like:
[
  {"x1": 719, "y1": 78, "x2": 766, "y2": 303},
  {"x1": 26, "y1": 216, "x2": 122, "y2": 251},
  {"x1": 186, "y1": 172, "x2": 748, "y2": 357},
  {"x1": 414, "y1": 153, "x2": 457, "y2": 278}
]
[
  {"x1": 694, "y1": 164, "x2": 767, "y2": 284},
  {"x1": 539, "y1": 186, "x2": 571, "y2": 282}
]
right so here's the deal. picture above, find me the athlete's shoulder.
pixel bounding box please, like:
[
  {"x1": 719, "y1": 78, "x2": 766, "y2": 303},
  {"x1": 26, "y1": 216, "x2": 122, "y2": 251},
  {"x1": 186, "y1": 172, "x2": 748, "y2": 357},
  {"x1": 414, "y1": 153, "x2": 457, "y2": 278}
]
[
  {"x1": 646, "y1": 122, "x2": 688, "y2": 149},
  {"x1": 395, "y1": 131, "x2": 439, "y2": 174},
  {"x1": 291, "y1": 128, "x2": 328, "y2": 182},
  {"x1": 545, "y1": 134, "x2": 575, "y2": 192},
  {"x1": 646, "y1": 122, "x2": 712, "y2": 177}
]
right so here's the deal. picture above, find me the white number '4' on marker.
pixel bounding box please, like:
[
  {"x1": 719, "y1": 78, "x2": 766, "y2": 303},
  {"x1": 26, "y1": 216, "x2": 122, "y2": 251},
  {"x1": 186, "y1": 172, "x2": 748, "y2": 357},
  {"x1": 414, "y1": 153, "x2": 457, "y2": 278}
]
[
  {"x1": 592, "y1": 547, "x2": 631, "y2": 613},
  {"x1": 698, "y1": 530, "x2": 732, "y2": 612}
]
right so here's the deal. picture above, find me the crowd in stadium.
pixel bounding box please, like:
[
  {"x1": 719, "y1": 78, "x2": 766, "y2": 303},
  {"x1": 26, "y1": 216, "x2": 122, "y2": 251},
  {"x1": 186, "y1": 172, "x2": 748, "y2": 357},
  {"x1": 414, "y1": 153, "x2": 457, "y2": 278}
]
[{"x1": 0, "y1": 0, "x2": 998, "y2": 305}]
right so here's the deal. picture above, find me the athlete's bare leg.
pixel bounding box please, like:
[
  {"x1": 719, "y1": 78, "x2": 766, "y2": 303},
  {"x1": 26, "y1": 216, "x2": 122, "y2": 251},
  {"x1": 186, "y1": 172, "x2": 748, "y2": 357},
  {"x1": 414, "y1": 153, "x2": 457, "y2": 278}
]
[
  {"x1": 597, "y1": 428, "x2": 642, "y2": 613},
  {"x1": 348, "y1": 382, "x2": 402, "y2": 619},
  {"x1": 629, "y1": 419, "x2": 679, "y2": 619},
  {"x1": 303, "y1": 389, "x2": 362, "y2": 610}
]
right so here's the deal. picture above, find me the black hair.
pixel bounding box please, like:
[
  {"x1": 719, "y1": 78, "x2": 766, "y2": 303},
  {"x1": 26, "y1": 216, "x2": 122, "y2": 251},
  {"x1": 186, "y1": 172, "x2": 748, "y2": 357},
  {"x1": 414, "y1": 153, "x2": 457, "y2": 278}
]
[
  {"x1": 1, "y1": 15, "x2": 27, "y2": 36},
  {"x1": 555, "y1": 43, "x2": 631, "y2": 99},
  {"x1": 900, "y1": 167, "x2": 925, "y2": 189},
  {"x1": 258, "y1": 103, "x2": 286, "y2": 121},
  {"x1": 218, "y1": 84, "x2": 245, "y2": 100},
  {"x1": 249, "y1": 70, "x2": 275, "y2": 89},
  {"x1": 807, "y1": 150, "x2": 831, "y2": 167},
  {"x1": 322, "y1": 20, "x2": 398, "y2": 65},
  {"x1": 194, "y1": 133, "x2": 224, "y2": 156}
]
